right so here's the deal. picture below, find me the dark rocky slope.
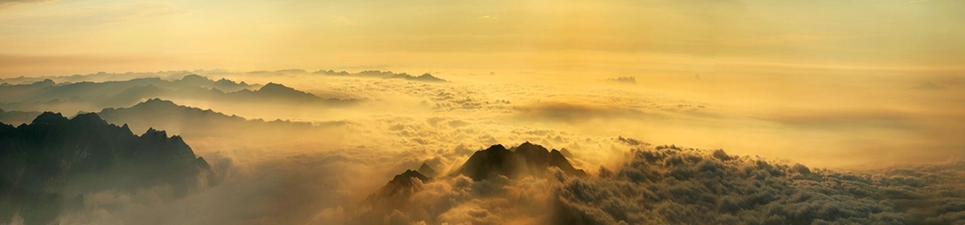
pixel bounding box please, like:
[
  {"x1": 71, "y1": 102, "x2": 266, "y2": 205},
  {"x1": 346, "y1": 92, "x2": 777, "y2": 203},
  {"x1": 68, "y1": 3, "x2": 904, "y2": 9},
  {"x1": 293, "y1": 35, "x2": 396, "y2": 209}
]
[{"x1": 0, "y1": 112, "x2": 214, "y2": 225}]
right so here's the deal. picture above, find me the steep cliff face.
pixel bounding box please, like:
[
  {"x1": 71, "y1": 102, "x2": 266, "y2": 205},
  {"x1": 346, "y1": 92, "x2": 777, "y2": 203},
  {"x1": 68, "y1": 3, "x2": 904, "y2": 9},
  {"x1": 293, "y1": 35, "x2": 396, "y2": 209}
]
[{"x1": 0, "y1": 112, "x2": 213, "y2": 225}]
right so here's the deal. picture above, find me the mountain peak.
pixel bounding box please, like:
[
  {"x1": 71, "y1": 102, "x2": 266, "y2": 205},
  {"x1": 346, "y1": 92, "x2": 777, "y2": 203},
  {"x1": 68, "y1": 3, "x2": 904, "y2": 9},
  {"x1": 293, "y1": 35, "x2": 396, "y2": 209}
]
[
  {"x1": 70, "y1": 113, "x2": 108, "y2": 126},
  {"x1": 34, "y1": 79, "x2": 56, "y2": 86},
  {"x1": 137, "y1": 98, "x2": 178, "y2": 107},
  {"x1": 0, "y1": 112, "x2": 213, "y2": 224},
  {"x1": 362, "y1": 169, "x2": 430, "y2": 207},
  {"x1": 418, "y1": 163, "x2": 438, "y2": 177},
  {"x1": 251, "y1": 82, "x2": 321, "y2": 101},
  {"x1": 32, "y1": 111, "x2": 68, "y2": 125},
  {"x1": 258, "y1": 82, "x2": 295, "y2": 92},
  {"x1": 456, "y1": 142, "x2": 586, "y2": 181},
  {"x1": 180, "y1": 74, "x2": 211, "y2": 82},
  {"x1": 262, "y1": 82, "x2": 286, "y2": 88}
]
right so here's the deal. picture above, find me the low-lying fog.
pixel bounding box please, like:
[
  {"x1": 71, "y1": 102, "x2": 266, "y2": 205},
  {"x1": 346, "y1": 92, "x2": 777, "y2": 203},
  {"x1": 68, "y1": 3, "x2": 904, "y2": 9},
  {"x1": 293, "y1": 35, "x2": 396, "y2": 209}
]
[{"x1": 1, "y1": 68, "x2": 963, "y2": 224}]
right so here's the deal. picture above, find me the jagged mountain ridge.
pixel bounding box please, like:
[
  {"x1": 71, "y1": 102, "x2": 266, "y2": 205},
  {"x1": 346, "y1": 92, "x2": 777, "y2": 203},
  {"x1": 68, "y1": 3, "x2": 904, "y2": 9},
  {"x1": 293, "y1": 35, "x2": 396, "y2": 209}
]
[
  {"x1": 97, "y1": 98, "x2": 317, "y2": 138},
  {"x1": 0, "y1": 108, "x2": 41, "y2": 126},
  {"x1": 456, "y1": 142, "x2": 587, "y2": 181},
  {"x1": 314, "y1": 69, "x2": 447, "y2": 82},
  {"x1": 363, "y1": 142, "x2": 586, "y2": 204},
  {"x1": 0, "y1": 75, "x2": 356, "y2": 113},
  {"x1": 0, "y1": 112, "x2": 213, "y2": 225},
  {"x1": 356, "y1": 142, "x2": 587, "y2": 224},
  {"x1": 0, "y1": 74, "x2": 252, "y2": 103},
  {"x1": 369, "y1": 142, "x2": 588, "y2": 196},
  {"x1": 417, "y1": 163, "x2": 438, "y2": 177}
]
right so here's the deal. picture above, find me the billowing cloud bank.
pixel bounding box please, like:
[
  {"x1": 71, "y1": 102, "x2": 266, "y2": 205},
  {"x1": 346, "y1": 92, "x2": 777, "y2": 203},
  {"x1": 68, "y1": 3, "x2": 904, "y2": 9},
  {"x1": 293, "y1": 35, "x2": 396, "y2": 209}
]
[
  {"x1": 356, "y1": 144, "x2": 965, "y2": 225},
  {"x1": 0, "y1": 69, "x2": 962, "y2": 225}
]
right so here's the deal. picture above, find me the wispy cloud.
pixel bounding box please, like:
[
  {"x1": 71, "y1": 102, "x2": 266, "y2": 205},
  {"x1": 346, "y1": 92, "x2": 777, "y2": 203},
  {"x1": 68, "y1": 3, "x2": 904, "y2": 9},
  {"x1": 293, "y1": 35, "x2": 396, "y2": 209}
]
[{"x1": 476, "y1": 15, "x2": 498, "y2": 20}]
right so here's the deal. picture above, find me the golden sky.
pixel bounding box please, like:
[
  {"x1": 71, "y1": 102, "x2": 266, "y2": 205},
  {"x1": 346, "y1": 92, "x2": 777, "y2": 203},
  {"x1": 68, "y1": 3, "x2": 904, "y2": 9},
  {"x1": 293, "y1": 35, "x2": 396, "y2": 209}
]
[
  {"x1": 1, "y1": 0, "x2": 963, "y2": 77},
  {"x1": 3, "y1": 2, "x2": 965, "y2": 223}
]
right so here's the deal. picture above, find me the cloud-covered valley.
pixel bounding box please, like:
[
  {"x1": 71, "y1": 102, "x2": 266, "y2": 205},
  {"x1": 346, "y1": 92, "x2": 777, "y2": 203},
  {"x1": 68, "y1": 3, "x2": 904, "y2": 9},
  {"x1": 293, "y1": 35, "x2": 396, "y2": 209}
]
[{"x1": 1, "y1": 69, "x2": 964, "y2": 225}]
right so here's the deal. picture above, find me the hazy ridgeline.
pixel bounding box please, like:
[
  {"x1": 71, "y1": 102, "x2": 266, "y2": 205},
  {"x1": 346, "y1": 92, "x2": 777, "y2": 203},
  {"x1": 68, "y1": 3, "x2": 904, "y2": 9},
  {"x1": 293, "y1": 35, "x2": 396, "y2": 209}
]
[{"x1": 0, "y1": 70, "x2": 963, "y2": 224}]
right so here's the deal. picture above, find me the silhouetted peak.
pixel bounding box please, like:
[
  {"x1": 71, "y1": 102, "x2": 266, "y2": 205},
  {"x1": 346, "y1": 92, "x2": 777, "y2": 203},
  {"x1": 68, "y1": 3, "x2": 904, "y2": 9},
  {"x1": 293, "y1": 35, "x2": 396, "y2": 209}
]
[
  {"x1": 32, "y1": 112, "x2": 68, "y2": 125},
  {"x1": 34, "y1": 79, "x2": 56, "y2": 86},
  {"x1": 135, "y1": 98, "x2": 179, "y2": 108},
  {"x1": 212, "y1": 78, "x2": 244, "y2": 88},
  {"x1": 550, "y1": 149, "x2": 565, "y2": 158},
  {"x1": 515, "y1": 141, "x2": 541, "y2": 151},
  {"x1": 607, "y1": 76, "x2": 636, "y2": 84},
  {"x1": 196, "y1": 157, "x2": 212, "y2": 170},
  {"x1": 316, "y1": 69, "x2": 446, "y2": 82},
  {"x1": 487, "y1": 144, "x2": 508, "y2": 152},
  {"x1": 362, "y1": 169, "x2": 431, "y2": 207},
  {"x1": 418, "y1": 163, "x2": 438, "y2": 177},
  {"x1": 259, "y1": 82, "x2": 294, "y2": 92},
  {"x1": 137, "y1": 84, "x2": 163, "y2": 91},
  {"x1": 120, "y1": 123, "x2": 132, "y2": 134},
  {"x1": 412, "y1": 73, "x2": 446, "y2": 82},
  {"x1": 70, "y1": 113, "x2": 108, "y2": 126},
  {"x1": 180, "y1": 74, "x2": 210, "y2": 83},
  {"x1": 143, "y1": 127, "x2": 167, "y2": 137},
  {"x1": 514, "y1": 142, "x2": 551, "y2": 160},
  {"x1": 457, "y1": 142, "x2": 587, "y2": 181},
  {"x1": 396, "y1": 169, "x2": 429, "y2": 182},
  {"x1": 559, "y1": 148, "x2": 574, "y2": 158},
  {"x1": 375, "y1": 169, "x2": 430, "y2": 197},
  {"x1": 1, "y1": 111, "x2": 213, "y2": 222}
]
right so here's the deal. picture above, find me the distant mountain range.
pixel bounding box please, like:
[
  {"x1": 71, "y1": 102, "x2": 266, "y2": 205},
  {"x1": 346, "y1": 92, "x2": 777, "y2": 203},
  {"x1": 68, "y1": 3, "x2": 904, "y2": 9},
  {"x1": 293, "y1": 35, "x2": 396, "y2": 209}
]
[
  {"x1": 97, "y1": 98, "x2": 318, "y2": 138},
  {"x1": 0, "y1": 108, "x2": 40, "y2": 126},
  {"x1": 0, "y1": 75, "x2": 356, "y2": 113},
  {"x1": 314, "y1": 70, "x2": 447, "y2": 82},
  {"x1": 0, "y1": 112, "x2": 214, "y2": 225},
  {"x1": 2, "y1": 98, "x2": 333, "y2": 141},
  {"x1": 0, "y1": 74, "x2": 252, "y2": 103}
]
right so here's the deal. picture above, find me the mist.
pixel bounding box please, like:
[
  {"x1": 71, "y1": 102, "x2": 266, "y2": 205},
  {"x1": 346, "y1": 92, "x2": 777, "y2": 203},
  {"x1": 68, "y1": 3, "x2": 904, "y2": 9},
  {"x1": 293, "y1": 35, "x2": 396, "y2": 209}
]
[
  {"x1": 3, "y1": 0, "x2": 965, "y2": 224},
  {"x1": 1, "y1": 67, "x2": 962, "y2": 224}
]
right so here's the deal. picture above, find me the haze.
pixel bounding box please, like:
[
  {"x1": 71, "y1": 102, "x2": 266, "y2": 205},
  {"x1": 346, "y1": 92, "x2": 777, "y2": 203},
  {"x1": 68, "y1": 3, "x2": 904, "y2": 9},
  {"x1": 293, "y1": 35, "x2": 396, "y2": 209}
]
[{"x1": 1, "y1": 0, "x2": 964, "y2": 224}]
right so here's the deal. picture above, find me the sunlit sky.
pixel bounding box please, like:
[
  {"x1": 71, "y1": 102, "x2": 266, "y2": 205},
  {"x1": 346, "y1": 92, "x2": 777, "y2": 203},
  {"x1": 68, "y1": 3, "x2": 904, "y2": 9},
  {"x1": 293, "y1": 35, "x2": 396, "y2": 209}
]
[{"x1": 1, "y1": 0, "x2": 963, "y2": 77}]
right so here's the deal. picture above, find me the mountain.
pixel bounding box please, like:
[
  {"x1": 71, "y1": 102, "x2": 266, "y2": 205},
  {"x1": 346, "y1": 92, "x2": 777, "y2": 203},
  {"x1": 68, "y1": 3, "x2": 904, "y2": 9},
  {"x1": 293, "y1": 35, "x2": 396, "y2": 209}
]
[
  {"x1": 215, "y1": 82, "x2": 353, "y2": 105},
  {"x1": 0, "y1": 70, "x2": 202, "y2": 85},
  {"x1": 0, "y1": 112, "x2": 213, "y2": 225},
  {"x1": 913, "y1": 81, "x2": 947, "y2": 90},
  {"x1": 314, "y1": 69, "x2": 447, "y2": 82},
  {"x1": 417, "y1": 163, "x2": 438, "y2": 177},
  {"x1": 455, "y1": 142, "x2": 587, "y2": 181},
  {"x1": 362, "y1": 170, "x2": 431, "y2": 206},
  {"x1": 0, "y1": 74, "x2": 252, "y2": 103},
  {"x1": 355, "y1": 169, "x2": 431, "y2": 224},
  {"x1": 97, "y1": 98, "x2": 316, "y2": 138},
  {"x1": 0, "y1": 108, "x2": 41, "y2": 126},
  {"x1": 607, "y1": 76, "x2": 637, "y2": 84},
  {"x1": 0, "y1": 74, "x2": 357, "y2": 115},
  {"x1": 356, "y1": 142, "x2": 587, "y2": 224},
  {"x1": 366, "y1": 142, "x2": 587, "y2": 202},
  {"x1": 0, "y1": 74, "x2": 257, "y2": 113}
]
